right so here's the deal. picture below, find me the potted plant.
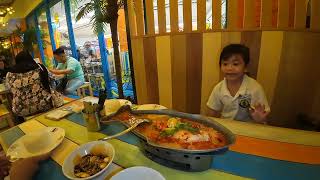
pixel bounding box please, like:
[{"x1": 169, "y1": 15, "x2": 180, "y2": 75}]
[{"x1": 12, "y1": 26, "x2": 49, "y2": 53}]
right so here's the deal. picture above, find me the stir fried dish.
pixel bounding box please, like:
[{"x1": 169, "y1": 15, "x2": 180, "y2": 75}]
[
  {"x1": 114, "y1": 112, "x2": 227, "y2": 150},
  {"x1": 74, "y1": 154, "x2": 110, "y2": 178},
  {"x1": 73, "y1": 143, "x2": 111, "y2": 179}
]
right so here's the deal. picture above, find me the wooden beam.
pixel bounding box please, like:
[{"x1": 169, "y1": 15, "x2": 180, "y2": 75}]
[
  {"x1": 244, "y1": 0, "x2": 256, "y2": 28},
  {"x1": 197, "y1": 0, "x2": 206, "y2": 31},
  {"x1": 212, "y1": 0, "x2": 221, "y2": 29},
  {"x1": 134, "y1": 0, "x2": 145, "y2": 36},
  {"x1": 257, "y1": 31, "x2": 284, "y2": 107},
  {"x1": 145, "y1": 0, "x2": 155, "y2": 35},
  {"x1": 227, "y1": 0, "x2": 239, "y2": 29},
  {"x1": 127, "y1": 0, "x2": 137, "y2": 36},
  {"x1": 170, "y1": 0, "x2": 179, "y2": 32},
  {"x1": 156, "y1": 36, "x2": 172, "y2": 108},
  {"x1": 278, "y1": 0, "x2": 290, "y2": 28},
  {"x1": 261, "y1": 0, "x2": 273, "y2": 27},
  {"x1": 311, "y1": 0, "x2": 320, "y2": 30},
  {"x1": 184, "y1": 0, "x2": 192, "y2": 32},
  {"x1": 294, "y1": 0, "x2": 307, "y2": 29},
  {"x1": 157, "y1": 0, "x2": 166, "y2": 34}
]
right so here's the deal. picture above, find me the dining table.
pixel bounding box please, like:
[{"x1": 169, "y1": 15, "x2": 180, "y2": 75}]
[{"x1": 0, "y1": 97, "x2": 319, "y2": 180}]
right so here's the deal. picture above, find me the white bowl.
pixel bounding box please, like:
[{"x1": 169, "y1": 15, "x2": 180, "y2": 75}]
[
  {"x1": 7, "y1": 127, "x2": 65, "y2": 162},
  {"x1": 111, "y1": 166, "x2": 165, "y2": 180},
  {"x1": 62, "y1": 141, "x2": 115, "y2": 180}
]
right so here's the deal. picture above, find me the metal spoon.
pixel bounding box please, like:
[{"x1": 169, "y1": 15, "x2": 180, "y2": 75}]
[{"x1": 99, "y1": 118, "x2": 150, "y2": 141}]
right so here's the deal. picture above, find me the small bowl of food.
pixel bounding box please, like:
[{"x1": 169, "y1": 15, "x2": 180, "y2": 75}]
[{"x1": 62, "y1": 141, "x2": 114, "y2": 179}]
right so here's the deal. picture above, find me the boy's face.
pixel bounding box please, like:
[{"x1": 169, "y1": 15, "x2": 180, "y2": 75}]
[{"x1": 221, "y1": 54, "x2": 247, "y2": 81}]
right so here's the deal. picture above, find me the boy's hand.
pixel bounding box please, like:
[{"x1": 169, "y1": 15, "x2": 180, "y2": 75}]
[{"x1": 249, "y1": 103, "x2": 269, "y2": 124}]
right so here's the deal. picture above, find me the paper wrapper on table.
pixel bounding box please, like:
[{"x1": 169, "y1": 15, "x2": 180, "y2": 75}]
[{"x1": 45, "y1": 110, "x2": 73, "y2": 120}]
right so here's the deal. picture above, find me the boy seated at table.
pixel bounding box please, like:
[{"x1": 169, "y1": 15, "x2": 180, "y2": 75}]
[{"x1": 206, "y1": 44, "x2": 270, "y2": 123}]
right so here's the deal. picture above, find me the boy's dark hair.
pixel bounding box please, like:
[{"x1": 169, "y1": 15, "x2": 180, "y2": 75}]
[
  {"x1": 219, "y1": 44, "x2": 250, "y2": 66},
  {"x1": 53, "y1": 47, "x2": 65, "y2": 55}
]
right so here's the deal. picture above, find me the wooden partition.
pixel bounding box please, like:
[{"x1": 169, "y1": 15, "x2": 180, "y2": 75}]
[{"x1": 127, "y1": 0, "x2": 320, "y2": 127}]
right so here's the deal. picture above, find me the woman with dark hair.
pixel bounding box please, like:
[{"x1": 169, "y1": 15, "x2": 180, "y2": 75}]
[{"x1": 6, "y1": 51, "x2": 52, "y2": 117}]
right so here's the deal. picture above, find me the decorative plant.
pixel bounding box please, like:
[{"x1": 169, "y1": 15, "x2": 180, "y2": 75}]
[
  {"x1": 76, "y1": 0, "x2": 125, "y2": 98},
  {"x1": 12, "y1": 25, "x2": 49, "y2": 53}
]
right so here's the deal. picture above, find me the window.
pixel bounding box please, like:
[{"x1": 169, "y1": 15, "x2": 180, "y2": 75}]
[
  {"x1": 37, "y1": 8, "x2": 55, "y2": 68},
  {"x1": 222, "y1": 0, "x2": 227, "y2": 28},
  {"x1": 70, "y1": 0, "x2": 105, "y2": 93},
  {"x1": 50, "y1": 0, "x2": 71, "y2": 55},
  {"x1": 104, "y1": 9, "x2": 134, "y2": 99}
]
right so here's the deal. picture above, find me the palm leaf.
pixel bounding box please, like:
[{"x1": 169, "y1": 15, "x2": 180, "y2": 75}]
[
  {"x1": 90, "y1": 16, "x2": 104, "y2": 34},
  {"x1": 76, "y1": 2, "x2": 95, "y2": 21},
  {"x1": 90, "y1": 0, "x2": 109, "y2": 34}
]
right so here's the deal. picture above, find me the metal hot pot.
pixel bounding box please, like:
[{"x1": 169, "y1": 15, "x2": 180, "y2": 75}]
[{"x1": 101, "y1": 106, "x2": 236, "y2": 172}]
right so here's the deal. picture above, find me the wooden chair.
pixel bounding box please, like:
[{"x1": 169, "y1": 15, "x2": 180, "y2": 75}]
[
  {"x1": 77, "y1": 82, "x2": 93, "y2": 98},
  {"x1": 0, "y1": 104, "x2": 14, "y2": 128}
]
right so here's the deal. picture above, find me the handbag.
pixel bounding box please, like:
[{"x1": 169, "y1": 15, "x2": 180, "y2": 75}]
[
  {"x1": 50, "y1": 88, "x2": 65, "y2": 108},
  {"x1": 37, "y1": 63, "x2": 64, "y2": 108}
]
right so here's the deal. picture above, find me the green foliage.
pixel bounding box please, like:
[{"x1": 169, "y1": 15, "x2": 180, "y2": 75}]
[
  {"x1": 12, "y1": 26, "x2": 49, "y2": 53},
  {"x1": 75, "y1": 0, "x2": 124, "y2": 34}
]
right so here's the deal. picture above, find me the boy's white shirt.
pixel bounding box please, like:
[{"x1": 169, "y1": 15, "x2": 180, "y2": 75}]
[{"x1": 207, "y1": 75, "x2": 270, "y2": 121}]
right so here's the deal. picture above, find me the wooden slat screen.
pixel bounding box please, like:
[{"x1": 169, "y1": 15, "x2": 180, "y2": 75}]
[
  {"x1": 244, "y1": 0, "x2": 256, "y2": 28},
  {"x1": 212, "y1": 0, "x2": 221, "y2": 29},
  {"x1": 170, "y1": 0, "x2": 179, "y2": 32},
  {"x1": 129, "y1": 0, "x2": 320, "y2": 37},
  {"x1": 197, "y1": 0, "x2": 206, "y2": 31},
  {"x1": 294, "y1": 0, "x2": 307, "y2": 29},
  {"x1": 227, "y1": 0, "x2": 239, "y2": 29},
  {"x1": 278, "y1": 0, "x2": 290, "y2": 28},
  {"x1": 127, "y1": 0, "x2": 137, "y2": 36},
  {"x1": 157, "y1": 0, "x2": 166, "y2": 34},
  {"x1": 311, "y1": 0, "x2": 320, "y2": 30},
  {"x1": 145, "y1": 0, "x2": 155, "y2": 35},
  {"x1": 134, "y1": 0, "x2": 145, "y2": 36},
  {"x1": 261, "y1": 0, "x2": 273, "y2": 27},
  {"x1": 183, "y1": 0, "x2": 192, "y2": 32}
]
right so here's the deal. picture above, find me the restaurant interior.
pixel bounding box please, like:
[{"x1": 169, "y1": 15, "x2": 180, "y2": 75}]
[{"x1": 0, "y1": 0, "x2": 319, "y2": 180}]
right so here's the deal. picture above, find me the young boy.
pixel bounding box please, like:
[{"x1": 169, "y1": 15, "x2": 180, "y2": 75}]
[{"x1": 206, "y1": 44, "x2": 270, "y2": 123}]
